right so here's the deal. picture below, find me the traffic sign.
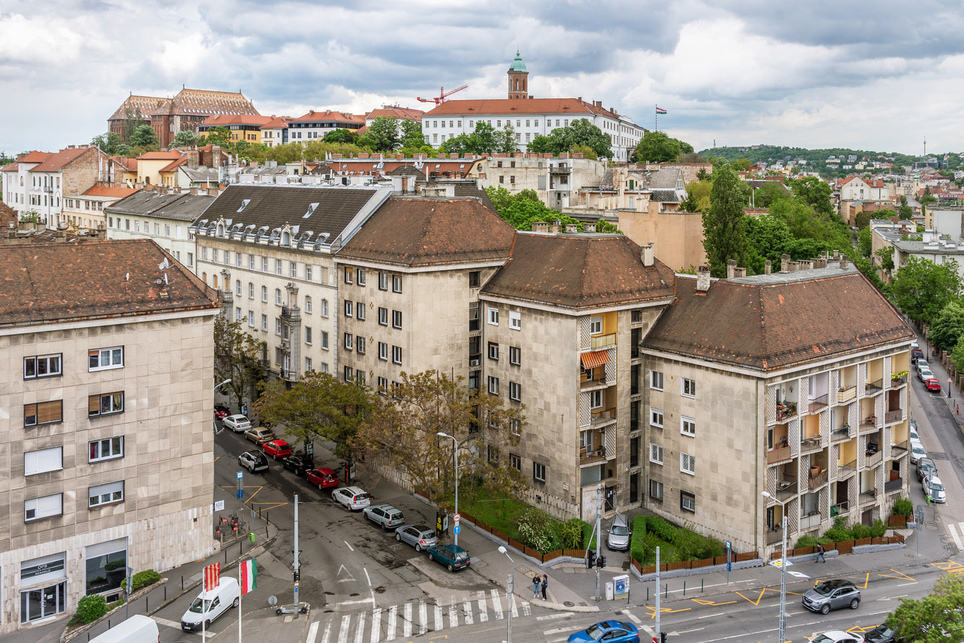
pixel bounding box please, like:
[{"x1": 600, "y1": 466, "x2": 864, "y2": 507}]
[
  {"x1": 453, "y1": 525, "x2": 461, "y2": 535},
  {"x1": 237, "y1": 471, "x2": 243, "y2": 479},
  {"x1": 726, "y1": 540, "x2": 731, "y2": 550},
  {"x1": 453, "y1": 513, "x2": 460, "y2": 524}
]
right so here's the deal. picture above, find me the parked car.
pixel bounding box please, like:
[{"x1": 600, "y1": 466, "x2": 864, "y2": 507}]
[
  {"x1": 222, "y1": 414, "x2": 251, "y2": 432},
  {"x1": 909, "y1": 420, "x2": 919, "y2": 442},
  {"x1": 863, "y1": 623, "x2": 896, "y2": 642},
  {"x1": 607, "y1": 514, "x2": 631, "y2": 551},
  {"x1": 924, "y1": 475, "x2": 946, "y2": 503},
  {"x1": 306, "y1": 467, "x2": 339, "y2": 490},
  {"x1": 567, "y1": 620, "x2": 640, "y2": 643},
  {"x1": 395, "y1": 524, "x2": 439, "y2": 552},
  {"x1": 916, "y1": 359, "x2": 930, "y2": 375},
  {"x1": 802, "y1": 579, "x2": 861, "y2": 614},
  {"x1": 924, "y1": 376, "x2": 942, "y2": 392},
  {"x1": 244, "y1": 427, "x2": 276, "y2": 445},
  {"x1": 282, "y1": 454, "x2": 314, "y2": 476},
  {"x1": 910, "y1": 443, "x2": 927, "y2": 464},
  {"x1": 262, "y1": 439, "x2": 292, "y2": 460},
  {"x1": 918, "y1": 367, "x2": 934, "y2": 383},
  {"x1": 912, "y1": 348, "x2": 924, "y2": 363},
  {"x1": 916, "y1": 457, "x2": 938, "y2": 482},
  {"x1": 90, "y1": 615, "x2": 159, "y2": 643},
  {"x1": 238, "y1": 451, "x2": 269, "y2": 473},
  {"x1": 810, "y1": 632, "x2": 865, "y2": 643},
  {"x1": 332, "y1": 486, "x2": 371, "y2": 511},
  {"x1": 426, "y1": 544, "x2": 471, "y2": 572},
  {"x1": 363, "y1": 504, "x2": 405, "y2": 530},
  {"x1": 181, "y1": 577, "x2": 240, "y2": 631}
]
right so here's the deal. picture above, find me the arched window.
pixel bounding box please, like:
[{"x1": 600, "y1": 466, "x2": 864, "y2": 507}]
[
  {"x1": 305, "y1": 296, "x2": 312, "y2": 314},
  {"x1": 235, "y1": 280, "x2": 242, "y2": 296},
  {"x1": 275, "y1": 288, "x2": 282, "y2": 305},
  {"x1": 248, "y1": 282, "x2": 254, "y2": 298},
  {"x1": 261, "y1": 285, "x2": 267, "y2": 302},
  {"x1": 216, "y1": 223, "x2": 224, "y2": 237}
]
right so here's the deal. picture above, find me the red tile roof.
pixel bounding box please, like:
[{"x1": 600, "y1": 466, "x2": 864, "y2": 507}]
[
  {"x1": 19, "y1": 151, "x2": 53, "y2": 164},
  {"x1": 291, "y1": 110, "x2": 366, "y2": 125},
  {"x1": 29, "y1": 146, "x2": 97, "y2": 172},
  {"x1": 366, "y1": 107, "x2": 425, "y2": 121},
  {"x1": 199, "y1": 114, "x2": 277, "y2": 128},
  {"x1": 1, "y1": 162, "x2": 18, "y2": 172},
  {"x1": 424, "y1": 97, "x2": 620, "y2": 119},
  {"x1": 111, "y1": 156, "x2": 138, "y2": 172},
  {"x1": 0, "y1": 201, "x2": 16, "y2": 228},
  {"x1": 482, "y1": 233, "x2": 675, "y2": 309},
  {"x1": 84, "y1": 186, "x2": 140, "y2": 198},
  {"x1": 0, "y1": 239, "x2": 219, "y2": 325},
  {"x1": 160, "y1": 157, "x2": 189, "y2": 173},
  {"x1": 138, "y1": 150, "x2": 184, "y2": 161},
  {"x1": 261, "y1": 116, "x2": 290, "y2": 129}
]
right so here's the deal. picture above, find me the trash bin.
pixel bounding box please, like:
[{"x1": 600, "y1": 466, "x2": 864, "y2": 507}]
[
  {"x1": 249, "y1": 532, "x2": 256, "y2": 544},
  {"x1": 605, "y1": 582, "x2": 614, "y2": 601}
]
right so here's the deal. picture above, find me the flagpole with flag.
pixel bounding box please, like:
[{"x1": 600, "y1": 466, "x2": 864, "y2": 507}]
[
  {"x1": 656, "y1": 105, "x2": 667, "y2": 131},
  {"x1": 239, "y1": 559, "x2": 257, "y2": 643},
  {"x1": 203, "y1": 563, "x2": 220, "y2": 643}
]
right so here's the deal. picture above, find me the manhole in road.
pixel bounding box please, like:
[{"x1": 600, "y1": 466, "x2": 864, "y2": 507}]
[
  {"x1": 564, "y1": 601, "x2": 575, "y2": 607},
  {"x1": 374, "y1": 586, "x2": 387, "y2": 594}
]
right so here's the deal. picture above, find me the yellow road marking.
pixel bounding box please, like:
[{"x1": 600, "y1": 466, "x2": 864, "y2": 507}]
[
  {"x1": 931, "y1": 560, "x2": 964, "y2": 574},
  {"x1": 878, "y1": 569, "x2": 915, "y2": 581},
  {"x1": 643, "y1": 605, "x2": 691, "y2": 619},
  {"x1": 735, "y1": 587, "x2": 798, "y2": 605},
  {"x1": 691, "y1": 598, "x2": 737, "y2": 606}
]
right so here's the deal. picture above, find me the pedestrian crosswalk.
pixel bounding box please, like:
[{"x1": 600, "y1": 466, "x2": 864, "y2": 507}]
[
  {"x1": 947, "y1": 521, "x2": 964, "y2": 551},
  {"x1": 307, "y1": 591, "x2": 531, "y2": 643}
]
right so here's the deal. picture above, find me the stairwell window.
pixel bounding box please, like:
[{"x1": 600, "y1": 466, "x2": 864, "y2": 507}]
[
  {"x1": 681, "y1": 491, "x2": 696, "y2": 513},
  {"x1": 650, "y1": 444, "x2": 663, "y2": 465},
  {"x1": 682, "y1": 378, "x2": 696, "y2": 398},
  {"x1": 680, "y1": 453, "x2": 695, "y2": 475}
]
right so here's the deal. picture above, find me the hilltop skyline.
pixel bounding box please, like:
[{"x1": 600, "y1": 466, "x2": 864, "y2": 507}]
[{"x1": 2, "y1": 0, "x2": 964, "y2": 156}]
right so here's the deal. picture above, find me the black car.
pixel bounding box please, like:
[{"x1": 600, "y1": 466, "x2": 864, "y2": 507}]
[
  {"x1": 916, "y1": 457, "x2": 937, "y2": 482},
  {"x1": 863, "y1": 623, "x2": 896, "y2": 643},
  {"x1": 282, "y1": 454, "x2": 314, "y2": 476}
]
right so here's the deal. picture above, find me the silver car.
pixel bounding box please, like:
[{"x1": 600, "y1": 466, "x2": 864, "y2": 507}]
[
  {"x1": 924, "y1": 475, "x2": 946, "y2": 503},
  {"x1": 222, "y1": 414, "x2": 251, "y2": 432},
  {"x1": 802, "y1": 579, "x2": 860, "y2": 614},
  {"x1": 607, "y1": 514, "x2": 631, "y2": 551},
  {"x1": 910, "y1": 443, "x2": 927, "y2": 464},
  {"x1": 363, "y1": 504, "x2": 405, "y2": 529},
  {"x1": 332, "y1": 486, "x2": 371, "y2": 511},
  {"x1": 395, "y1": 524, "x2": 439, "y2": 552}
]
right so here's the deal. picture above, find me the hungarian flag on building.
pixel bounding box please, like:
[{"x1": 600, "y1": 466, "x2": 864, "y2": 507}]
[
  {"x1": 240, "y1": 559, "x2": 257, "y2": 595},
  {"x1": 204, "y1": 562, "x2": 220, "y2": 592},
  {"x1": 656, "y1": 106, "x2": 667, "y2": 115}
]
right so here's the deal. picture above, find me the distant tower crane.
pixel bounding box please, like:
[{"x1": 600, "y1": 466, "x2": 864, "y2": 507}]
[{"x1": 417, "y1": 85, "x2": 468, "y2": 105}]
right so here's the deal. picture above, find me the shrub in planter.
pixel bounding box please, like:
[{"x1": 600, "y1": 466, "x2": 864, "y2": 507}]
[
  {"x1": 850, "y1": 523, "x2": 873, "y2": 540},
  {"x1": 824, "y1": 516, "x2": 850, "y2": 543},
  {"x1": 120, "y1": 569, "x2": 161, "y2": 592},
  {"x1": 870, "y1": 518, "x2": 888, "y2": 538},
  {"x1": 892, "y1": 496, "x2": 913, "y2": 517},
  {"x1": 75, "y1": 594, "x2": 108, "y2": 624}
]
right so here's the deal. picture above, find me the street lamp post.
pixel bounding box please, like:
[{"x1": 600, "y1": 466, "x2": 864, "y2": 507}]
[
  {"x1": 498, "y1": 546, "x2": 515, "y2": 643},
  {"x1": 215, "y1": 378, "x2": 232, "y2": 393},
  {"x1": 437, "y1": 432, "x2": 459, "y2": 548},
  {"x1": 630, "y1": 532, "x2": 661, "y2": 639},
  {"x1": 762, "y1": 491, "x2": 787, "y2": 643}
]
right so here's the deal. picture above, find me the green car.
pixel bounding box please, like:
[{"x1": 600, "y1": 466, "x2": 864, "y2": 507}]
[{"x1": 427, "y1": 544, "x2": 470, "y2": 572}]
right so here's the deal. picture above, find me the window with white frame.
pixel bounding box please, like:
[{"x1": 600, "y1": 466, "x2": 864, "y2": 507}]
[
  {"x1": 488, "y1": 306, "x2": 499, "y2": 325},
  {"x1": 589, "y1": 315, "x2": 602, "y2": 334},
  {"x1": 305, "y1": 357, "x2": 312, "y2": 372},
  {"x1": 681, "y1": 491, "x2": 696, "y2": 513},
  {"x1": 682, "y1": 378, "x2": 696, "y2": 397},
  {"x1": 357, "y1": 302, "x2": 366, "y2": 321},
  {"x1": 24, "y1": 354, "x2": 62, "y2": 380},
  {"x1": 89, "y1": 481, "x2": 124, "y2": 508},
  {"x1": 321, "y1": 331, "x2": 329, "y2": 349},
  {"x1": 249, "y1": 255, "x2": 255, "y2": 270},
  {"x1": 510, "y1": 453, "x2": 522, "y2": 471},
  {"x1": 344, "y1": 267, "x2": 353, "y2": 284},
  {"x1": 509, "y1": 346, "x2": 521, "y2": 365},
  {"x1": 89, "y1": 392, "x2": 124, "y2": 417},
  {"x1": 589, "y1": 390, "x2": 603, "y2": 409},
  {"x1": 533, "y1": 462, "x2": 546, "y2": 482},
  {"x1": 681, "y1": 416, "x2": 695, "y2": 436},
  {"x1": 306, "y1": 265, "x2": 313, "y2": 281},
  {"x1": 680, "y1": 452, "x2": 695, "y2": 475},
  {"x1": 488, "y1": 342, "x2": 499, "y2": 361},
  {"x1": 392, "y1": 310, "x2": 402, "y2": 329},
  {"x1": 487, "y1": 376, "x2": 499, "y2": 395},
  {"x1": 305, "y1": 327, "x2": 312, "y2": 344},
  {"x1": 510, "y1": 418, "x2": 521, "y2": 435},
  {"x1": 650, "y1": 408, "x2": 664, "y2": 428},
  {"x1": 650, "y1": 443, "x2": 664, "y2": 465},
  {"x1": 25, "y1": 447, "x2": 63, "y2": 475},
  {"x1": 650, "y1": 370, "x2": 664, "y2": 390},
  {"x1": 378, "y1": 307, "x2": 388, "y2": 325},
  {"x1": 378, "y1": 271, "x2": 388, "y2": 290},
  {"x1": 261, "y1": 314, "x2": 268, "y2": 331},
  {"x1": 261, "y1": 286, "x2": 268, "y2": 302},
  {"x1": 344, "y1": 300, "x2": 353, "y2": 317},
  {"x1": 235, "y1": 280, "x2": 242, "y2": 296},
  {"x1": 224, "y1": 250, "x2": 231, "y2": 265},
  {"x1": 321, "y1": 299, "x2": 329, "y2": 317},
  {"x1": 248, "y1": 282, "x2": 254, "y2": 299},
  {"x1": 392, "y1": 275, "x2": 402, "y2": 293},
  {"x1": 235, "y1": 307, "x2": 242, "y2": 322},
  {"x1": 89, "y1": 347, "x2": 123, "y2": 371},
  {"x1": 275, "y1": 259, "x2": 282, "y2": 275},
  {"x1": 392, "y1": 345, "x2": 402, "y2": 364},
  {"x1": 275, "y1": 289, "x2": 282, "y2": 305},
  {"x1": 25, "y1": 493, "x2": 62, "y2": 521},
  {"x1": 344, "y1": 333, "x2": 353, "y2": 351},
  {"x1": 356, "y1": 336, "x2": 366, "y2": 354},
  {"x1": 247, "y1": 311, "x2": 255, "y2": 327},
  {"x1": 509, "y1": 381, "x2": 521, "y2": 401},
  {"x1": 305, "y1": 297, "x2": 312, "y2": 314},
  {"x1": 378, "y1": 342, "x2": 388, "y2": 361},
  {"x1": 649, "y1": 479, "x2": 664, "y2": 501},
  {"x1": 262, "y1": 257, "x2": 268, "y2": 272},
  {"x1": 275, "y1": 318, "x2": 282, "y2": 335},
  {"x1": 290, "y1": 261, "x2": 297, "y2": 278},
  {"x1": 377, "y1": 376, "x2": 388, "y2": 391},
  {"x1": 509, "y1": 311, "x2": 521, "y2": 330},
  {"x1": 357, "y1": 269, "x2": 366, "y2": 285},
  {"x1": 89, "y1": 437, "x2": 123, "y2": 462}
]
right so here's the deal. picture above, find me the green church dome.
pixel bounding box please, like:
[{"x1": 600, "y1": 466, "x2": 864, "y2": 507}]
[{"x1": 508, "y1": 51, "x2": 527, "y2": 73}]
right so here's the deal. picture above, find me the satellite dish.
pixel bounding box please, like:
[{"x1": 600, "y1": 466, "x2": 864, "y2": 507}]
[{"x1": 268, "y1": 595, "x2": 278, "y2": 606}]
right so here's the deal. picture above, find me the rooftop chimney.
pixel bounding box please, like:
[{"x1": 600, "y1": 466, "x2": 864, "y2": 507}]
[
  {"x1": 696, "y1": 266, "x2": 711, "y2": 292},
  {"x1": 585, "y1": 222, "x2": 596, "y2": 233},
  {"x1": 765, "y1": 259, "x2": 772, "y2": 275},
  {"x1": 726, "y1": 259, "x2": 737, "y2": 279},
  {"x1": 840, "y1": 255, "x2": 850, "y2": 269},
  {"x1": 832, "y1": 249, "x2": 839, "y2": 259},
  {"x1": 641, "y1": 243, "x2": 655, "y2": 267},
  {"x1": 532, "y1": 221, "x2": 549, "y2": 233},
  {"x1": 565, "y1": 223, "x2": 579, "y2": 233},
  {"x1": 733, "y1": 266, "x2": 747, "y2": 278},
  {"x1": 780, "y1": 254, "x2": 790, "y2": 273},
  {"x1": 549, "y1": 220, "x2": 562, "y2": 234}
]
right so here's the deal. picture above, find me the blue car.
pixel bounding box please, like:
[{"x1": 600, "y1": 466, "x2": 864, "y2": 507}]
[{"x1": 568, "y1": 620, "x2": 639, "y2": 643}]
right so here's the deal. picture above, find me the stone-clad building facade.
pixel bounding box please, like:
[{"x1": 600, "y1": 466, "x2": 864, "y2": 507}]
[{"x1": 0, "y1": 239, "x2": 219, "y2": 634}]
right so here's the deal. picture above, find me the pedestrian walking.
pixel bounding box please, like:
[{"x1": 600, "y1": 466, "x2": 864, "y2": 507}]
[
  {"x1": 532, "y1": 575, "x2": 541, "y2": 599},
  {"x1": 541, "y1": 574, "x2": 548, "y2": 601},
  {"x1": 816, "y1": 543, "x2": 826, "y2": 563}
]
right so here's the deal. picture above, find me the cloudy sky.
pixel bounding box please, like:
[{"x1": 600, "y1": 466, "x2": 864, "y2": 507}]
[{"x1": 2, "y1": 0, "x2": 963, "y2": 157}]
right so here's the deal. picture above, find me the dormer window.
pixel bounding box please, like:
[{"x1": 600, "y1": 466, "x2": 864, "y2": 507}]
[
  {"x1": 282, "y1": 231, "x2": 291, "y2": 246},
  {"x1": 237, "y1": 199, "x2": 250, "y2": 212},
  {"x1": 216, "y1": 223, "x2": 225, "y2": 237},
  {"x1": 303, "y1": 203, "x2": 319, "y2": 219}
]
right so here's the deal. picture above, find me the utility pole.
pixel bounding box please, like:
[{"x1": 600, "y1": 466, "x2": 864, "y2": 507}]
[
  {"x1": 655, "y1": 546, "x2": 660, "y2": 639},
  {"x1": 595, "y1": 484, "x2": 602, "y2": 601},
  {"x1": 293, "y1": 494, "x2": 300, "y2": 612}
]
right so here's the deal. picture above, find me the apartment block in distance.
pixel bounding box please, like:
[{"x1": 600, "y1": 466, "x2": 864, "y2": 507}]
[
  {"x1": 0, "y1": 239, "x2": 220, "y2": 633},
  {"x1": 641, "y1": 256, "x2": 914, "y2": 554}
]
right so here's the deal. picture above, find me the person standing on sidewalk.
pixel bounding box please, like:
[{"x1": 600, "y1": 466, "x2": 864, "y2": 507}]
[
  {"x1": 532, "y1": 575, "x2": 541, "y2": 599},
  {"x1": 541, "y1": 574, "x2": 548, "y2": 600},
  {"x1": 816, "y1": 543, "x2": 826, "y2": 563}
]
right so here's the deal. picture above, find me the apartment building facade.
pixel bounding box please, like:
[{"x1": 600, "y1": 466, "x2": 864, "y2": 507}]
[
  {"x1": 642, "y1": 260, "x2": 914, "y2": 554},
  {"x1": 0, "y1": 239, "x2": 219, "y2": 634}
]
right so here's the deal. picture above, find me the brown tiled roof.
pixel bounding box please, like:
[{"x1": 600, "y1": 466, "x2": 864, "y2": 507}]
[
  {"x1": 160, "y1": 157, "x2": 189, "y2": 173},
  {"x1": 19, "y1": 151, "x2": 53, "y2": 164},
  {"x1": 482, "y1": 234, "x2": 675, "y2": 310},
  {"x1": 643, "y1": 270, "x2": 915, "y2": 371},
  {"x1": 0, "y1": 201, "x2": 16, "y2": 228},
  {"x1": 155, "y1": 89, "x2": 259, "y2": 117},
  {"x1": 0, "y1": 239, "x2": 219, "y2": 326},
  {"x1": 338, "y1": 197, "x2": 516, "y2": 267},
  {"x1": 425, "y1": 98, "x2": 620, "y2": 119},
  {"x1": 108, "y1": 94, "x2": 166, "y2": 122},
  {"x1": 111, "y1": 156, "x2": 138, "y2": 172},
  {"x1": 290, "y1": 110, "x2": 366, "y2": 125},
  {"x1": 1, "y1": 162, "x2": 18, "y2": 172},
  {"x1": 84, "y1": 186, "x2": 140, "y2": 198},
  {"x1": 366, "y1": 107, "x2": 425, "y2": 121},
  {"x1": 138, "y1": 151, "x2": 183, "y2": 161},
  {"x1": 30, "y1": 146, "x2": 98, "y2": 172},
  {"x1": 199, "y1": 114, "x2": 276, "y2": 128},
  {"x1": 260, "y1": 116, "x2": 290, "y2": 129}
]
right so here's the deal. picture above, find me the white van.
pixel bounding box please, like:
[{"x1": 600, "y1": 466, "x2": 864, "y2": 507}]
[
  {"x1": 180, "y1": 577, "x2": 240, "y2": 631},
  {"x1": 89, "y1": 615, "x2": 159, "y2": 643}
]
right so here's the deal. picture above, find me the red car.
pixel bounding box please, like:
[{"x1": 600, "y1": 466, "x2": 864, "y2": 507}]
[
  {"x1": 924, "y1": 377, "x2": 942, "y2": 392},
  {"x1": 262, "y1": 439, "x2": 292, "y2": 459},
  {"x1": 306, "y1": 467, "x2": 339, "y2": 490}
]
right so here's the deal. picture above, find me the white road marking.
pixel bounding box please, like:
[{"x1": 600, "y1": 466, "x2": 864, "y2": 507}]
[
  {"x1": 306, "y1": 620, "x2": 320, "y2": 643},
  {"x1": 462, "y1": 599, "x2": 474, "y2": 625},
  {"x1": 490, "y1": 589, "x2": 504, "y2": 620},
  {"x1": 639, "y1": 623, "x2": 655, "y2": 637},
  {"x1": 153, "y1": 617, "x2": 182, "y2": 629},
  {"x1": 448, "y1": 599, "x2": 458, "y2": 629},
  {"x1": 418, "y1": 600, "x2": 427, "y2": 636},
  {"x1": 434, "y1": 602, "x2": 444, "y2": 631},
  {"x1": 344, "y1": 541, "x2": 355, "y2": 552},
  {"x1": 676, "y1": 627, "x2": 705, "y2": 635},
  {"x1": 519, "y1": 599, "x2": 529, "y2": 617},
  {"x1": 402, "y1": 602, "x2": 412, "y2": 638},
  {"x1": 337, "y1": 564, "x2": 356, "y2": 582},
  {"x1": 698, "y1": 611, "x2": 726, "y2": 619},
  {"x1": 386, "y1": 605, "x2": 397, "y2": 641},
  {"x1": 321, "y1": 619, "x2": 333, "y2": 643},
  {"x1": 947, "y1": 522, "x2": 964, "y2": 550},
  {"x1": 337, "y1": 615, "x2": 351, "y2": 643},
  {"x1": 897, "y1": 581, "x2": 917, "y2": 587},
  {"x1": 625, "y1": 612, "x2": 642, "y2": 624},
  {"x1": 537, "y1": 611, "x2": 574, "y2": 621},
  {"x1": 477, "y1": 591, "x2": 488, "y2": 622},
  {"x1": 544, "y1": 627, "x2": 573, "y2": 635},
  {"x1": 370, "y1": 608, "x2": 381, "y2": 643},
  {"x1": 363, "y1": 567, "x2": 372, "y2": 587},
  {"x1": 354, "y1": 612, "x2": 366, "y2": 643},
  {"x1": 337, "y1": 598, "x2": 373, "y2": 606}
]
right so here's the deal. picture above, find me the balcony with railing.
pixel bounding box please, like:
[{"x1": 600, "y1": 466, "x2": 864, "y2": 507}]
[
  {"x1": 808, "y1": 467, "x2": 829, "y2": 490},
  {"x1": 837, "y1": 385, "x2": 857, "y2": 404},
  {"x1": 890, "y1": 439, "x2": 908, "y2": 455},
  {"x1": 859, "y1": 415, "x2": 878, "y2": 433},
  {"x1": 831, "y1": 501, "x2": 850, "y2": 518},
  {"x1": 885, "y1": 409, "x2": 903, "y2": 424},
  {"x1": 859, "y1": 488, "x2": 877, "y2": 505},
  {"x1": 801, "y1": 435, "x2": 822, "y2": 453},
  {"x1": 838, "y1": 458, "x2": 857, "y2": 475},
  {"x1": 776, "y1": 478, "x2": 798, "y2": 501},
  {"x1": 808, "y1": 393, "x2": 829, "y2": 413},
  {"x1": 863, "y1": 378, "x2": 883, "y2": 396},
  {"x1": 766, "y1": 445, "x2": 792, "y2": 465},
  {"x1": 766, "y1": 527, "x2": 785, "y2": 546},
  {"x1": 591, "y1": 407, "x2": 617, "y2": 427},
  {"x1": 580, "y1": 429, "x2": 608, "y2": 465},
  {"x1": 800, "y1": 513, "x2": 822, "y2": 531},
  {"x1": 884, "y1": 477, "x2": 903, "y2": 493},
  {"x1": 832, "y1": 424, "x2": 851, "y2": 442},
  {"x1": 590, "y1": 333, "x2": 616, "y2": 350},
  {"x1": 866, "y1": 450, "x2": 883, "y2": 468},
  {"x1": 776, "y1": 400, "x2": 797, "y2": 421},
  {"x1": 580, "y1": 365, "x2": 609, "y2": 390}
]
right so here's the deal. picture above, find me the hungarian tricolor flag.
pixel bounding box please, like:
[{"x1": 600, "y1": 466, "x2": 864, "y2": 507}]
[
  {"x1": 656, "y1": 107, "x2": 667, "y2": 115},
  {"x1": 240, "y1": 559, "x2": 257, "y2": 595},
  {"x1": 204, "y1": 562, "x2": 220, "y2": 592}
]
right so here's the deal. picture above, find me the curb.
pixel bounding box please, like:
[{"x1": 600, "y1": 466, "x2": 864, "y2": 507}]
[{"x1": 61, "y1": 579, "x2": 170, "y2": 643}]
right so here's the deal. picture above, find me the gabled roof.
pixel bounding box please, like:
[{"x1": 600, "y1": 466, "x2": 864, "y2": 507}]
[
  {"x1": 138, "y1": 150, "x2": 183, "y2": 161},
  {"x1": 111, "y1": 156, "x2": 138, "y2": 172},
  {"x1": 180, "y1": 166, "x2": 220, "y2": 183},
  {"x1": 105, "y1": 191, "x2": 216, "y2": 222},
  {"x1": 153, "y1": 89, "x2": 259, "y2": 117},
  {"x1": 0, "y1": 239, "x2": 218, "y2": 326},
  {"x1": 338, "y1": 197, "x2": 516, "y2": 268},
  {"x1": 199, "y1": 114, "x2": 277, "y2": 128},
  {"x1": 0, "y1": 162, "x2": 18, "y2": 172},
  {"x1": 366, "y1": 106, "x2": 425, "y2": 121},
  {"x1": 425, "y1": 97, "x2": 620, "y2": 119},
  {"x1": 83, "y1": 186, "x2": 140, "y2": 199},
  {"x1": 29, "y1": 146, "x2": 98, "y2": 173},
  {"x1": 18, "y1": 151, "x2": 53, "y2": 164},
  {"x1": 481, "y1": 233, "x2": 676, "y2": 310},
  {"x1": 108, "y1": 94, "x2": 166, "y2": 122},
  {"x1": 261, "y1": 116, "x2": 290, "y2": 129},
  {"x1": 643, "y1": 265, "x2": 914, "y2": 371},
  {"x1": 0, "y1": 201, "x2": 16, "y2": 228},
  {"x1": 160, "y1": 157, "x2": 188, "y2": 173},
  {"x1": 291, "y1": 110, "x2": 366, "y2": 125}
]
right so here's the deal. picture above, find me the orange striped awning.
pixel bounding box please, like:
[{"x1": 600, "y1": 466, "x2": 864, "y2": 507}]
[{"x1": 581, "y1": 351, "x2": 609, "y2": 369}]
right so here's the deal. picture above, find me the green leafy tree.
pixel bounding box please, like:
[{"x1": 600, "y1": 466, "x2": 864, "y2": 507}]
[
  {"x1": 898, "y1": 195, "x2": 913, "y2": 219},
  {"x1": 928, "y1": 300, "x2": 964, "y2": 352},
  {"x1": 632, "y1": 131, "x2": 681, "y2": 163},
  {"x1": 526, "y1": 134, "x2": 554, "y2": 155},
  {"x1": 360, "y1": 117, "x2": 401, "y2": 152},
  {"x1": 91, "y1": 132, "x2": 122, "y2": 155},
  {"x1": 527, "y1": 119, "x2": 612, "y2": 159},
  {"x1": 438, "y1": 133, "x2": 472, "y2": 156},
  {"x1": 789, "y1": 176, "x2": 834, "y2": 218},
  {"x1": 680, "y1": 179, "x2": 712, "y2": 213},
  {"x1": 484, "y1": 186, "x2": 592, "y2": 232},
  {"x1": 173, "y1": 130, "x2": 198, "y2": 147},
  {"x1": 858, "y1": 226, "x2": 873, "y2": 257},
  {"x1": 745, "y1": 214, "x2": 795, "y2": 274},
  {"x1": 494, "y1": 124, "x2": 517, "y2": 155},
  {"x1": 891, "y1": 256, "x2": 963, "y2": 325},
  {"x1": 324, "y1": 129, "x2": 359, "y2": 145},
  {"x1": 752, "y1": 181, "x2": 790, "y2": 208},
  {"x1": 887, "y1": 573, "x2": 964, "y2": 642},
  {"x1": 265, "y1": 143, "x2": 304, "y2": 165},
  {"x1": 471, "y1": 121, "x2": 498, "y2": 155},
  {"x1": 400, "y1": 120, "x2": 427, "y2": 150},
  {"x1": 201, "y1": 126, "x2": 232, "y2": 149},
  {"x1": 730, "y1": 158, "x2": 753, "y2": 172},
  {"x1": 570, "y1": 143, "x2": 598, "y2": 161},
  {"x1": 214, "y1": 316, "x2": 267, "y2": 413},
  {"x1": 122, "y1": 105, "x2": 144, "y2": 142},
  {"x1": 129, "y1": 124, "x2": 158, "y2": 149},
  {"x1": 875, "y1": 245, "x2": 895, "y2": 272},
  {"x1": 919, "y1": 187, "x2": 937, "y2": 207},
  {"x1": 352, "y1": 371, "x2": 527, "y2": 505},
  {"x1": 254, "y1": 371, "x2": 374, "y2": 454},
  {"x1": 702, "y1": 165, "x2": 749, "y2": 276}
]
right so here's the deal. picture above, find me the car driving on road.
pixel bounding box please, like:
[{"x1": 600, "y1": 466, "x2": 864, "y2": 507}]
[{"x1": 802, "y1": 579, "x2": 860, "y2": 614}]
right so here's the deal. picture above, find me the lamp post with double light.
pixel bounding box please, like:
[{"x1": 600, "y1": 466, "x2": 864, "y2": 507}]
[
  {"x1": 498, "y1": 546, "x2": 514, "y2": 643},
  {"x1": 437, "y1": 431, "x2": 459, "y2": 547},
  {"x1": 761, "y1": 491, "x2": 787, "y2": 643}
]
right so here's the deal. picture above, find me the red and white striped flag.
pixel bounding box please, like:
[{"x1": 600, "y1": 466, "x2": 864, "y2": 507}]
[
  {"x1": 240, "y1": 559, "x2": 257, "y2": 595},
  {"x1": 204, "y1": 562, "x2": 220, "y2": 592}
]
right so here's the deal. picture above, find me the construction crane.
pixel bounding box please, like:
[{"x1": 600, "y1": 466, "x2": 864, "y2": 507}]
[{"x1": 417, "y1": 85, "x2": 468, "y2": 105}]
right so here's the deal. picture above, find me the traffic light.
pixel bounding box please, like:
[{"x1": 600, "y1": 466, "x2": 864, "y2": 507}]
[
  {"x1": 293, "y1": 570, "x2": 300, "y2": 582},
  {"x1": 586, "y1": 551, "x2": 596, "y2": 569},
  {"x1": 661, "y1": 632, "x2": 668, "y2": 643},
  {"x1": 596, "y1": 555, "x2": 606, "y2": 569}
]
